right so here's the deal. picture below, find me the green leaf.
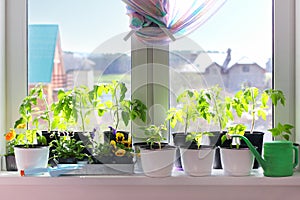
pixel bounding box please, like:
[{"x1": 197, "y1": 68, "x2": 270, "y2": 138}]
[
  {"x1": 221, "y1": 135, "x2": 227, "y2": 144},
  {"x1": 257, "y1": 109, "x2": 267, "y2": 120},
  {"x1": 261, "y1": 92, "x2": 269, "y2": 107},
  {"x1": 170, "y1": 118, "x2": 177, "y2": 128},
  {"x1": 268, "y1": 123, "x2": 294, "y2": 140},
  {"x1": 119, "y1": 82, "x2": 127, "y2": 102},
  {"x1": 283, "y1": 134, "x2": 290, "y2": 141},
  {"x1": 187, "y1": 90, "x2": 194, "y2": 98},
  {"x1": 121, "y1": 111, "x2": 130, "y2": 127},
  {"x1": 14, "y1": 117, "x2": 26, "y2": 128}
]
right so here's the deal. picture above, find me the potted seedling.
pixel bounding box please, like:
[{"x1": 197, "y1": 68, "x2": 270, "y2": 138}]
[
  {"x1": 219, "y1": 123, "x2": 255, "y2": 176},
  {"x1": 180, "y1": 131, "x2": 215, "y2": 176},
  {"x1": 202, "y1": 85, "x2": 233, "y2": 169},
  {"x1": 139, "y1": 124, "x2": 176, "y2": 177},
  {"x1": 166, "y1": 89, "x2": 211, "y2": 169},
  {"x1": 229, "y1": 86, "x2": 286, "y2": 168},
  {"x1": 7, "y1": 84, "x2": 50, "y2": 173}
]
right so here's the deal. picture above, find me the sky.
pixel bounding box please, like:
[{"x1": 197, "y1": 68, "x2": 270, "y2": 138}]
[{"x1": 28, "y1": 0, "x2": 272, "y2": 66}]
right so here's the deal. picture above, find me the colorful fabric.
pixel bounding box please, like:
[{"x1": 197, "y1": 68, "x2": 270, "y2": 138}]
[{"x1": 122, "y1": 0, "x2": 227, "y2": 45}]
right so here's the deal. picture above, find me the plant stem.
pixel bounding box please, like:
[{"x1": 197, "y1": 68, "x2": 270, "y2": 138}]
[
  {"x1": 250, "y1": 89, "x2": 256, "y2": 134},
  {"x1": 211, "y1": 93, "x2": 223, "y2": 133},
  {"x1": 79, "y1": 94, "x2": 85, "y2": 133},
  {"x1": 113, "y1": 85, "x2": 120, "y2": 131},
  {"x1": 42, "y1": 92, "x2": 51, "y2": 132},
  {"x1": 184, "y1": 106, "x2": 189, "y2": 135}
]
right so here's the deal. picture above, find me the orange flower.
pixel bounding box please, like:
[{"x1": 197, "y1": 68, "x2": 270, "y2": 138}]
[
  {"x1": 115, "y1": 149, "x2": 126, "y2": 157},
  {"x1": 5, "y1": 129, "x2": 16, "y2": 141},
  {"x1": 16, "y1": 123, "x2": 26, "y2": 129}
]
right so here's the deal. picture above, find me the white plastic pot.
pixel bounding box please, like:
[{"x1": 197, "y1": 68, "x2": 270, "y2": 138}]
[
  {"x1": 14, "y1": 146, "x2": 49, "y2": 172},
  {"x1": 180, "y1": 147, "x2": 215, "y2": 176},
  {"x1": 220, "y1": 147, "x2": 254, "y2": 176},
  {"x1": 140, "y1": 147, "x2": 176, "y2": 178}
]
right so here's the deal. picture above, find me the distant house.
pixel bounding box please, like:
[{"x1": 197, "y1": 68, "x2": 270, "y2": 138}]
[
  {"x1": 63, "y1": 52, "x2": 95, "y2": 89},
  {"x1": 225, "y1": 57, "x2": 266, "y2": 91},
  {"x1": 202, "y1": 62, "x2": 226, "y2": 88},
  {"x1": 189, "y1": 49, "x2": 269, "y2": 91},
  {"x1": 28, "y1": 24, "x2": 66, "y2": 102}
]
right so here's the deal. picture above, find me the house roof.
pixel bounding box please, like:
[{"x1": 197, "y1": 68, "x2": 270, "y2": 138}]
[
  {"x1": 28, "y1": 24, "x2": 59, "y2": 83},
  {"x1": 187, "y1": 50, "x2": 227, "y2": 73}
]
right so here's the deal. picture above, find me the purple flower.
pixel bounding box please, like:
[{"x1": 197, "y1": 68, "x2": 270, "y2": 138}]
[
  {"x1": 108, "y1": 126, "x2": 117, "y2": 135},
  {"x1": 90, "y1": 127, "x2": 97, "y2": 140}
]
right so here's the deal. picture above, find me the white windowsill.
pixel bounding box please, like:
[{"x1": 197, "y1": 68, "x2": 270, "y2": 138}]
[
  {"x1": 0, "y1": 168, "x2": 299, "y2": 186},
  {"x1": 0, "y1": 169, "x2": 300, "y2": 200}
]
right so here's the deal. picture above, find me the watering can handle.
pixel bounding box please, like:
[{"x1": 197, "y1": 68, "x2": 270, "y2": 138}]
[{"x1": 293, "y1": 145, "x2": 298, "y2": 168}]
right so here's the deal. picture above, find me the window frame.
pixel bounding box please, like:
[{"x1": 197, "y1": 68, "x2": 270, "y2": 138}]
[{"x1": 3, "y1": 0, "x2": 297, "y2": 156}]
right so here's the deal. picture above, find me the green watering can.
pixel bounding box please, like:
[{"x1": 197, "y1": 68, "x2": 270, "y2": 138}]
[{"x1": 232, "y1": 135, "x2": 298, "y2": 177}]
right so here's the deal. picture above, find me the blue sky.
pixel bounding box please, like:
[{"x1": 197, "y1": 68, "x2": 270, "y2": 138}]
[{"x1": 28, "y1": 0, "x2": 272, "y2": 64}]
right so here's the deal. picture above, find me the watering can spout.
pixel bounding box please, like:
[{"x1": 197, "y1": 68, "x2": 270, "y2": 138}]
[{"x1": 231, "y1": 135, "x2": 267, "y2": 170}]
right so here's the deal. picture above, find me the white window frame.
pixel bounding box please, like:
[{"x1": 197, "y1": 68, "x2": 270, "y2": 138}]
[
  {"x1": 2, "y1": 0, "x2": 298, "y2": 156},
  {"x1": 0, "y1": 0, "x2": 6, "y2": 154}
]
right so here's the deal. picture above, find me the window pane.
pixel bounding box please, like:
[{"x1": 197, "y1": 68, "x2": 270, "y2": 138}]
[
  {"x1": 28, "y1": 0, "x2": 131, "y2": 132},
  {"x1": 169, "y1": 0, "x2": 273, "y2": 141}
]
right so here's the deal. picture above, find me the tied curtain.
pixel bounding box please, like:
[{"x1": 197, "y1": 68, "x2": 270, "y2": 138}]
[{"x1": 122, "y1": 0, "x2": 227, "y2": 45}]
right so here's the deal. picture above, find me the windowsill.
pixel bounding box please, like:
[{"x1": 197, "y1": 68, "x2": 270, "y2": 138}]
[
  {"x1": 0, "y1": 168, "x2": 300, "y2": 186},
  {"x1": 0, "y1": 169, "x2": 300, "y2": 199}
]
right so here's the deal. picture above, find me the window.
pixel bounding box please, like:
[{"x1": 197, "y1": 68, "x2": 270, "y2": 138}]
[
  {"x1": 3, "y1": 0, "x2": 297, "y2": 157},
  {"x1": 27, "y1": 0, "x2": 132, "y2": 132},
  {"x1": 169, "y1": 0, "x2": 274, "y2": 141},
  {"x1": 242, "y1": 66, "x2": 250, "y2": 72}
]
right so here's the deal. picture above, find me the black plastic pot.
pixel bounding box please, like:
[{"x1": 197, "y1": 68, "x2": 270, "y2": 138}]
[
  {"x1": 214, "y1": 131, "x2": 265, "y2": 169},
  {"x1": 172, "y1": 132, "x2": 191, "y2": 148},
  {"x1": 171, "y1": 133, "x2": 187, "y2": 170},
  {"x1": 5, "y1": 155, "x2": 17, "y2": 171},
  {"x1": 138, "y1": 142, "x2": 174, "y2": 150}
]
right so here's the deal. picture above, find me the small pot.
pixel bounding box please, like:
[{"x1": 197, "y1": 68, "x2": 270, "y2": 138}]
[
  {"x1": 139, "y1": 144, "x2": 176, "y2": 177},
  {"x1": 172, "y1": 132, "x2": 221, "y2": 171},
  {"x1": 220, "y1": 147, "x2": 254, "y2": 176},
  {"x1": 180, "y1": 146, "x2": 215, "y2": 176},
  {"x1": 214, "y1": 131, "x2": 264, "y2": 169},
  {"x1": 14, "y1": 145, "x2": 49, "y2": 172}
]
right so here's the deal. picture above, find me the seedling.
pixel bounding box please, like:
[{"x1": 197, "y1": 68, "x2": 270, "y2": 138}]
[{"x1": 268, "y1": 123, "x2": 294, "y2": 141}]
